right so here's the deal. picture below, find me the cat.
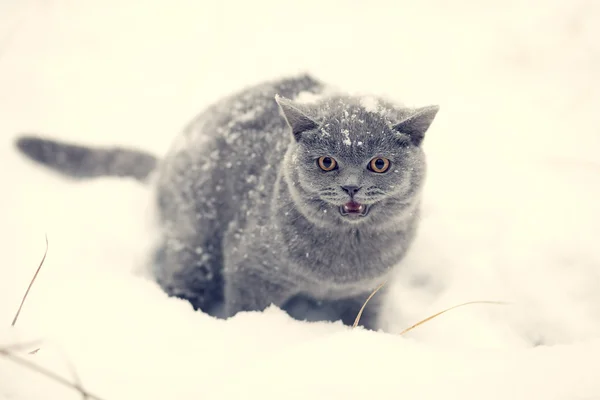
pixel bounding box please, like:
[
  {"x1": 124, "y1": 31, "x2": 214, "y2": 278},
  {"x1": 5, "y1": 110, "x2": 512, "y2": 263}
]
[{"x1": 15, "y1": 74, "x2": 439, "y2": 330}]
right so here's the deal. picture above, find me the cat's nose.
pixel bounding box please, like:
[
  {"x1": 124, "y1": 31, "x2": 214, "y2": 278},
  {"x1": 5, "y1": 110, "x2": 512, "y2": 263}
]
[{"x1": 341, "y1": 185, "x2": 361, "y2": 197}]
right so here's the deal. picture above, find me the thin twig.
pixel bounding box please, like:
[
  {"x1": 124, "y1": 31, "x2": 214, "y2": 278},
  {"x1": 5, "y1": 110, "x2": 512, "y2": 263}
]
[
  {"x1": 11, "y1": 234, "x2": 49, "y2": 327},
  {"x1": 0, "y1": 348, "x2": 107, "y2": 400},
  {"x1": 56, "y1": 344, "x2": 90, "y2": 400},
  {"x1": 399, "y1": 300, "x2": 510, "y2": 336},
  {"x1": 3, "y1": 343, "x2": 90, "y2": 399},
  {"x1": 0, "y1": 340, "x2": 43, "y2": 353},
  {"x1": 353, "y1": 281, "x2": 387, "y2": 328}
]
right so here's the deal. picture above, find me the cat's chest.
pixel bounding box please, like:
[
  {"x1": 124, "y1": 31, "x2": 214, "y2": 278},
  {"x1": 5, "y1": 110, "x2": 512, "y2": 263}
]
[
  {"x1": 281, "y1": 230, "x2": 396, "y2": 298},
  {"x1": 294, "y1": 229, "x2": 396, "y2": 270},
  {"x1": 224, "y1": 204, "x2": 406, "y2": 288},
  {"x1": 262, "y1": 223, "x2": 398, "y2": 281}
]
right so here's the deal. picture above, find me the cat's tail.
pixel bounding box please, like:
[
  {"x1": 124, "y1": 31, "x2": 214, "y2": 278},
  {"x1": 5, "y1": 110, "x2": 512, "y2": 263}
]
[{"x1": 15, "y1": 135, "x2": 159, "y2": 183}]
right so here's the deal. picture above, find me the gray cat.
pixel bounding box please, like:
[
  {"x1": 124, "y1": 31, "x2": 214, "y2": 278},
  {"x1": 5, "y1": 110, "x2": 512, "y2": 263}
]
[{"x1": 14, "y1": 74, "x2": 439, "y2": 330}]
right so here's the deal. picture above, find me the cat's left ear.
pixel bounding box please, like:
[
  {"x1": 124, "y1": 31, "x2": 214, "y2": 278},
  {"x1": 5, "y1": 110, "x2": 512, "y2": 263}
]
[
  {"x1": 392, "y1": 105, "x2": 440, "y2": 146},
  {"x1": 275, "y1": 95, "x2": 319, "y2": 141}
]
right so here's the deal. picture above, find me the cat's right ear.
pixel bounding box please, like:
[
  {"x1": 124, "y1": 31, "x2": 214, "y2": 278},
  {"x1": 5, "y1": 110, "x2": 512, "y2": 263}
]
[{"x1": 275, "y1": 95, "x2": 318, "y2": 141}]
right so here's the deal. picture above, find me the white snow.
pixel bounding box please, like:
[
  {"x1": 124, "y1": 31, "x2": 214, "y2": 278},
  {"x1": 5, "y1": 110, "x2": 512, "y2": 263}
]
[
  {"x1": 294, "y1": 90, "x2": 323, "y2": 104},
  {"x1": 2, "y1": 0, "x2": 600, "y2": 399},
  {"x1": 360, "y1": 95, "x2": 379, "y2": 113},
  {"x1": 341, "y1": 128, "x2": 352, "y2": 146}
]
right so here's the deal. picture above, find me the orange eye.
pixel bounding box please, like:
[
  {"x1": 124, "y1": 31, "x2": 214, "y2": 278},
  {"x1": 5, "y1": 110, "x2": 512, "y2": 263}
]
[
  {"x1": 369, "y1": 157, "x2": 390, "y2": 173},
  {"x1": 318, "y1": 156, "x2": 337, "y2": 171}
]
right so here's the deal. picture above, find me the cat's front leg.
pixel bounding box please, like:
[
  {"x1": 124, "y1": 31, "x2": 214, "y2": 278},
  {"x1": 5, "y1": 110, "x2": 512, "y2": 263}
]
[{"x1": 223, "y1": 267, "x2": 294, "y2": 318}]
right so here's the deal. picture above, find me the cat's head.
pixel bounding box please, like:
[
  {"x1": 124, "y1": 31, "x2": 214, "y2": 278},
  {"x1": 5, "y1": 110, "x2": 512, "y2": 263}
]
[{"x1": 276, "y1": 94, "x2": 438, "y2": 229}]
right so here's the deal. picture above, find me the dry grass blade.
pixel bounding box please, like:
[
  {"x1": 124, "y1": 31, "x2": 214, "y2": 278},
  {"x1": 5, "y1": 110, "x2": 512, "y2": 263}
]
[
  {"x1": 399, "y1": 300, "x2": 509, "y2": 336},
  {"x1": 11, "y1": 234, "x2": 49, "y2": 327},
  {"x1": 0, "y1": 340, "x2": 43, "y2": 353},
  {"x1": 0, "y1": 347, "x2": 107, "y2": 400},
  {"x1": 72, "y1": 361, "x2": 89, "y2": 400},
  {"x1": 56, "y1": 344, "x2": 90, "y2": 400},
  {"x1": 353, "y1": 281, "x2": 387, "y2": 328}
]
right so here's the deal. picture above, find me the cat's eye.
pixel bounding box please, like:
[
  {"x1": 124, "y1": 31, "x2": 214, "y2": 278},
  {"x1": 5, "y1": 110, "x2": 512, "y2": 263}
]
[
  {"x1": 317, "y1": 156, "x2": 337, "y2": 171},
  {"x1": 369, "y1": 157, "x2": 390, "y2": 173}
]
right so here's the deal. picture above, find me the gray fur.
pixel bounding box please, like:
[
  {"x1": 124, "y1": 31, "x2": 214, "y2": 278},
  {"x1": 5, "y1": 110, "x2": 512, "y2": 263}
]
[
  {"x1": 13, "y1": 74, "x2": 439, "y2": 330},
  {"x1": 15, "y1": 135, "x2": 157, "y2": 182},
  {"x1": 153, "y1": 74, "x2": 439, "y2": 329}
]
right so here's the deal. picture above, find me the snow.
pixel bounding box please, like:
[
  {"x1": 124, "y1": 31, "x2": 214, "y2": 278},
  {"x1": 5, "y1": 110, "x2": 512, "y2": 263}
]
[
  {"x1": 360, "y1": 96, "x2": 379, "y2": 113},
  {"x1": 294, "y1": 90, "x2": 324, "y2": 104},
  {"x1": 1, "y1": 0, "x2": 600, "y2": 399},
  {"x1": 341, "y1": 128, "x2": 352, "y2": 146}
]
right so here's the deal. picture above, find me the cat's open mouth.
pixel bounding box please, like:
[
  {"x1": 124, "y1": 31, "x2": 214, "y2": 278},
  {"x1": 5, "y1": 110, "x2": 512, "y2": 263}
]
[{"x1": 339, "y1": 201, "x2": 370, "y2": 217}]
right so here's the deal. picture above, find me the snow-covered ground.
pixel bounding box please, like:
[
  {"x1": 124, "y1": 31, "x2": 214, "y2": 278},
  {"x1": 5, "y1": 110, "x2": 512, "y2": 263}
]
[{"x1": 1, "y1": 0, "x2": 600, "y2": 398}]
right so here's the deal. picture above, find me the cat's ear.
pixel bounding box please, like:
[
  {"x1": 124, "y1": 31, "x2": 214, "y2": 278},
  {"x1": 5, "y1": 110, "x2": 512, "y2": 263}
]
[
  {"x1": 275, "y1": 94, "x2": 319, "y2": 141},
  {"x1": 392, "y1": 105, "x2": 439, "y2": 146}
]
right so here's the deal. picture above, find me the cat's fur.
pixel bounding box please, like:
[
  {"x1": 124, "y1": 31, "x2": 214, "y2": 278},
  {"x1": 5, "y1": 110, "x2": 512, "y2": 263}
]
[{"x1": 14, "y1": 74, "x2": 439, "y2": 330}]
